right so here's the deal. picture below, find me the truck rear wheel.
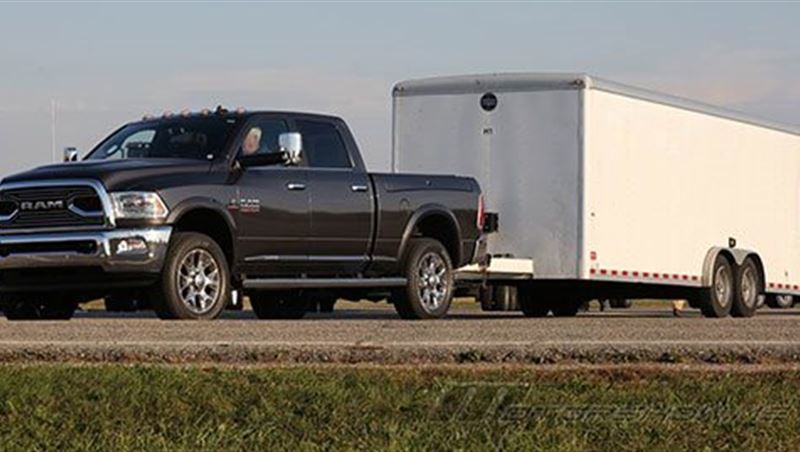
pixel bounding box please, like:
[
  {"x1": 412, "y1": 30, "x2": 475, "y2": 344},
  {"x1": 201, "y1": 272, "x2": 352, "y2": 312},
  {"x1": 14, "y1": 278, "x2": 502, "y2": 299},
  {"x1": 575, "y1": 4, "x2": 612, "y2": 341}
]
[
  {"x1": 153, "y1": 232, "x2": 230, "y2": 320},
  {"x1": 393, "y1": 238, "x2": 454, "y2": 319},
  {"x1": 250, "y1": 292, "x2": 307, "y2": 319},
  {"x1": 731, "y1": 257, "x2": 761, "y2": 318},
  {"x1": 1, "y1": 296, "x2": 78, "y2": 320},
  {"x1": 699, "y1": 254, "x2": 734, "y2": 318}
]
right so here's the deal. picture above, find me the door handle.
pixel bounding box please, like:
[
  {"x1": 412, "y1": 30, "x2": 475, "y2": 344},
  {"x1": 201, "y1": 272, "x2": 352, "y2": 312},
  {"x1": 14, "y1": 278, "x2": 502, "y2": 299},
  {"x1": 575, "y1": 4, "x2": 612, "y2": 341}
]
[
  {"x1": 286, "y1": 182, "x2": 306, "y2": 191},
  {"x1": 351, "y1": 184, "x2": 369, "y2": 193}
]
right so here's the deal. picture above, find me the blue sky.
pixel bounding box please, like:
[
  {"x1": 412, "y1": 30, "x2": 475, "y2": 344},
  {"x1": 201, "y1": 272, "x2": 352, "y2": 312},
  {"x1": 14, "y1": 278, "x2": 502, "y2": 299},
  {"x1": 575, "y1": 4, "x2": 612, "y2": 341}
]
[{"x1": 0, "y1": 2, "x2": 798, "y2": 172}]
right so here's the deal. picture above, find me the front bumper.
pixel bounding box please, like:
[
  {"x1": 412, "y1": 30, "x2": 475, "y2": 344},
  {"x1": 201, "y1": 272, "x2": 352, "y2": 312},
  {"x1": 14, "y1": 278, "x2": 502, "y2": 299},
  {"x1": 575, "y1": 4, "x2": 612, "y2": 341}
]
[{"x1": 0, "y1": 227, "x2": 172, "y2": 274}]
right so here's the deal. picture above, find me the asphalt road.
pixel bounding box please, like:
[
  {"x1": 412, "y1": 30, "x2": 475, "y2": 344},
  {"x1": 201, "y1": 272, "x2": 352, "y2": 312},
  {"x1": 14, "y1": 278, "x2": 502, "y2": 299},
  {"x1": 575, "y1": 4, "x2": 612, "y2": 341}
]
[{"x1": 2, "y1": 302, "x2": 800, "y2": 364}]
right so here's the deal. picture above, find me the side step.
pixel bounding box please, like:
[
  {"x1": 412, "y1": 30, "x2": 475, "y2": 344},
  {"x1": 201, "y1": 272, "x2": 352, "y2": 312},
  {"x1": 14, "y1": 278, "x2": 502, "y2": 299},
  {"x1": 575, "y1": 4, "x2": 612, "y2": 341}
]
[{"x1": 242, "y1": 277, "x2": 407, "y2": 290}]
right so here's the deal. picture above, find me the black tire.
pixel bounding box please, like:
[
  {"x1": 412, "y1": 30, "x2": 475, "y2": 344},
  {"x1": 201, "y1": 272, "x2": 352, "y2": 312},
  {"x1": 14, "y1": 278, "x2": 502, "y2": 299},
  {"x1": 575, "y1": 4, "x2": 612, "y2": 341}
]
[
  {"x1": 250, "y1": 292, "x2": 307, "y2": 319},
  {"x1": 608, "y1": 298, "x2": 633, "y2": 309},
  {"x1": 392, "y1": 238, "x2": 455, "y2": 320},
  {"x1": 550, "y1": 299, "x2": 582, "y2": 317},
  {"x1": 153, "y1": 232, "x2": 230, "y2": 320},
  {"x1": 104, "y1": 294, "x2": 140, "y2": 312},
  {"x1": 518, "y1": 285, "x2": 551, "y2": 317},
  {"x1": 731, "y1": 257, "x2": 761, "y2": 318},
  {"x1": 699, "y1": 254, "x2": 734, "y2": 318},
  {"x1": 318, "y1": 298, "x2": 336, "y2": 313},
  {"x1": 766, "y1": 294, "x2": 794, "y2": 309},
  {"x1": 480, "y1": 285, "x2": 519, "y2": 312},
  {"x1": 1, "y1": 296, "x2": 78, "y2": 320}
]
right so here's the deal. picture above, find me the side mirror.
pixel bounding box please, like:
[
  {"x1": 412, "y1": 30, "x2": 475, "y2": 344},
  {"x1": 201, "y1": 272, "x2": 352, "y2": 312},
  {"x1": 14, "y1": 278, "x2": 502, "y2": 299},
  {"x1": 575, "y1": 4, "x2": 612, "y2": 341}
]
[
  {"x1": 279, "y1": 132, "x2": 303, "y2": 166},
  {"x1": 63, "y1": 147, "x2": 79, "y2": 162}
]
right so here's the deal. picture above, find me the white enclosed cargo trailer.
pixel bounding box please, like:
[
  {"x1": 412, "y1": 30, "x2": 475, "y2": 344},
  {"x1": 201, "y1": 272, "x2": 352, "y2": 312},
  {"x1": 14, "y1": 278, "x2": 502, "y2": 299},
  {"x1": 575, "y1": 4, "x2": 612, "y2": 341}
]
[{"x1": 392, "y1": 73, "x2": 800, "y2": 318}]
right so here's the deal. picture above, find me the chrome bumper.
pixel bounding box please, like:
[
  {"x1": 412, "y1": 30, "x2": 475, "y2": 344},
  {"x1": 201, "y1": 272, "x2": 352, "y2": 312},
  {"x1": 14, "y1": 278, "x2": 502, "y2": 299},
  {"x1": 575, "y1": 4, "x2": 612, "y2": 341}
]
[{"x1": 0, "y1": 227, "x2": 172, "y2": 274}]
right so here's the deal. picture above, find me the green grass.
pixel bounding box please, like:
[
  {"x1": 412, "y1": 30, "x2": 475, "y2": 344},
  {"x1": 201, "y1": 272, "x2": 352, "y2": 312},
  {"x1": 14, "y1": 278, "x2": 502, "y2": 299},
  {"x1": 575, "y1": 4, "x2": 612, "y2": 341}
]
[{"x1": 0, "y1": 365, "x2": 797, "y2": 451}]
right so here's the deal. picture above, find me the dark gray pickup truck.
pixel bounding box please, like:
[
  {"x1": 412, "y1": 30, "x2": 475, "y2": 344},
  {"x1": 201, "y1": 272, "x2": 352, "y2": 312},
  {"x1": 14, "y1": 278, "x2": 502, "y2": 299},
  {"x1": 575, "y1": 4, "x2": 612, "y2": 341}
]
[{"x1": 0, "y1": 108, "x2": 487, "y2": 320}]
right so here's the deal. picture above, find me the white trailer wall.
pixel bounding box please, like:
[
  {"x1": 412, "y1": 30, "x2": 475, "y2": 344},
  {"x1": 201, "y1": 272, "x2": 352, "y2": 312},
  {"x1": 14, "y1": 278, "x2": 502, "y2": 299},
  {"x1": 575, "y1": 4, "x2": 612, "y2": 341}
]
[
  {"x1": 393, "y1": 88, "x2": 582, "y2": 278},
  {"x1": 583, "y1": 88, "x2": 800, "y2": 292}
]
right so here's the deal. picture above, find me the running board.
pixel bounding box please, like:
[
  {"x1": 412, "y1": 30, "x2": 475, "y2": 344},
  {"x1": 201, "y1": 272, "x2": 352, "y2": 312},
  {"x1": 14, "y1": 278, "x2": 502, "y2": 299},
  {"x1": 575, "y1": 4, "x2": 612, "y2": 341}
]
[{"x1": 242, "y1": 277, "x2": 407, "y2": 290}]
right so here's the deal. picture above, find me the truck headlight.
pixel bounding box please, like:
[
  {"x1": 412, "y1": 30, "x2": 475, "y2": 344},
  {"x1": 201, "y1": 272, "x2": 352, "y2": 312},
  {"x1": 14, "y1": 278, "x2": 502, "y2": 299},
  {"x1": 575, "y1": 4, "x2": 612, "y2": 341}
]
[{"x1": 110, "y1": 192, "x2": 169, "y2": 219}]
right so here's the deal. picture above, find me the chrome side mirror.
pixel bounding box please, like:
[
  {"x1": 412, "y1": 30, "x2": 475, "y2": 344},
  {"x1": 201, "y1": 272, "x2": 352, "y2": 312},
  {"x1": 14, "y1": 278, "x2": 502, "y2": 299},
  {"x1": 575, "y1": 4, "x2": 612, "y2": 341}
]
[
  {"x1": 63, "y1": 147, "x2": 79, "y2": 162},
  {"x1": 279, "y1": 132, "x2": 303, "y2": 166}
]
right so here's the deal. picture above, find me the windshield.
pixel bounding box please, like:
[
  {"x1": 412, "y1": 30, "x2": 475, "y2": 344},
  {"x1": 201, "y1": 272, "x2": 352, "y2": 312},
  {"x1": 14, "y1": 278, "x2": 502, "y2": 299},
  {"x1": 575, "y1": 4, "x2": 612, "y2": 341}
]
[{"x1": 86, "y1": 117, "x2": 239, "y2": 161}]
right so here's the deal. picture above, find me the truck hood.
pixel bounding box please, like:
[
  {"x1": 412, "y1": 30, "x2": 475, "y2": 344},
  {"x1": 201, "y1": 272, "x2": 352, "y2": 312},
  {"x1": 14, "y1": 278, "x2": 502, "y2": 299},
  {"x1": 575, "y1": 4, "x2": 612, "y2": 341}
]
[{"x1": 0, "y1": 159, "x2": 213, "y2": 191}]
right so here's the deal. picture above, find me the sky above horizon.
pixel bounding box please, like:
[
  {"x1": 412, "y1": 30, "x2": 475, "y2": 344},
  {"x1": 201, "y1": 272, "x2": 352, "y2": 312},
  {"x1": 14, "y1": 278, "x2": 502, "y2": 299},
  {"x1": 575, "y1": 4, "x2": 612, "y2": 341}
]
[{"x1": 0, "y1": 2, "x2": 798, "y2": 174}]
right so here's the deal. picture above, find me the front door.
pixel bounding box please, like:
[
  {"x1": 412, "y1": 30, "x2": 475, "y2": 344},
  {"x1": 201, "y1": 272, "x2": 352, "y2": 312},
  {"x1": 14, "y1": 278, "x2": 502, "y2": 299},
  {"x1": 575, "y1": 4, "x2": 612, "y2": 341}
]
[{"x1": 235, "y1": 116, "x2": 310, "y2": 276}]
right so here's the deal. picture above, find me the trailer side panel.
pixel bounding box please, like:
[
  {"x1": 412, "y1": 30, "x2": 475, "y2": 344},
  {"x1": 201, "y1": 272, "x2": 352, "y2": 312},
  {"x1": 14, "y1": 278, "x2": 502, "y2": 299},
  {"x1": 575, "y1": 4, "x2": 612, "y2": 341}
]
[{"x1": 583, "y1": 88, "x2": 800, "y2": 292}]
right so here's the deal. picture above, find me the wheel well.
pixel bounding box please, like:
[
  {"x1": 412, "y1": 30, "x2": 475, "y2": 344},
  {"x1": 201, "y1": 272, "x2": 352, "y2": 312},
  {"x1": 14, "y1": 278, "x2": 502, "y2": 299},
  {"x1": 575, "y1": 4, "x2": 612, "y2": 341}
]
[
  {"x1": 412, "y1": 214, "x2": 460, "y2": 264},
  {"x1": 173, "y1": 208, "x2": 234, "y2": 265}
]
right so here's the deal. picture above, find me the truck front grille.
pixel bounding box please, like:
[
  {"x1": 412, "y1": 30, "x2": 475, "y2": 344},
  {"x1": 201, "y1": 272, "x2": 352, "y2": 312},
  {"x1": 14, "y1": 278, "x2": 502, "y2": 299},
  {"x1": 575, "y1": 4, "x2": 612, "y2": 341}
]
[{"x1": 0, "y1": 185, "x2": 106, "y2": 230}]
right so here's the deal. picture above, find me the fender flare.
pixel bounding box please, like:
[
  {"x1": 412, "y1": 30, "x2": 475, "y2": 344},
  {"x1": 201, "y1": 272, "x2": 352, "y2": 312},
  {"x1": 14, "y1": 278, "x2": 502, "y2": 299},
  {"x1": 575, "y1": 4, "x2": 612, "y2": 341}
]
[
  {"x1": 166, "y1": 197, "x2": 238, "y2": 257},
  {"x1": 396, "y1": 204, "x2": 462, "y2": 265}
]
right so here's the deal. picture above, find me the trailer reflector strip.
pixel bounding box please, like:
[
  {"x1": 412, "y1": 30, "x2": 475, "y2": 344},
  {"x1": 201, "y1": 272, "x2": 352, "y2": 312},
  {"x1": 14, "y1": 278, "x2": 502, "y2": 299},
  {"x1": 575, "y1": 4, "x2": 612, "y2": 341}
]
[
  {"x1": 591, "y1": 268, "x2": 800, "y2": 293},
  {"x1": 590, "y1": 267, "x2": 700, "y2": 286}
]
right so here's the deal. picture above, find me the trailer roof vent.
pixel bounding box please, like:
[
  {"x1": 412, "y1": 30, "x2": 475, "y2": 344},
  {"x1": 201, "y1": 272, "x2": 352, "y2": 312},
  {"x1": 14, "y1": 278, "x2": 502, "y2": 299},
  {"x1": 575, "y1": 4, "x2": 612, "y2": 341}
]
[{"x1": 480, "y1": 93, "x2": 497, "y2": 112}]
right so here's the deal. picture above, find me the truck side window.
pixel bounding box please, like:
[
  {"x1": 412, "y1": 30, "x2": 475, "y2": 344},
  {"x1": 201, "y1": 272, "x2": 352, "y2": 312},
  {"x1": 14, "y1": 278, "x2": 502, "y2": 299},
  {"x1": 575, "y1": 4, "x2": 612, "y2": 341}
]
[
  {"x1": 295, "y1": 120, "x2": 351, "y2": 169},
  {"x1": 240, "y1": 119, "x2": 289, "y2": 157}
]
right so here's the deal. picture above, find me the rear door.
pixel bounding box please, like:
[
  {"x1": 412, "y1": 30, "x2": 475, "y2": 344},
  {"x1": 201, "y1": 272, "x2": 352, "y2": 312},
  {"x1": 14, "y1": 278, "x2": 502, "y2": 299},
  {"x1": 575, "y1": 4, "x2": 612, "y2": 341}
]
[
  {"x1": 235, "y1": 115, "x2": 310, "y2": 275},
  {"x1": 298, "y1": 118, "x2": 373, "y2": 274}
]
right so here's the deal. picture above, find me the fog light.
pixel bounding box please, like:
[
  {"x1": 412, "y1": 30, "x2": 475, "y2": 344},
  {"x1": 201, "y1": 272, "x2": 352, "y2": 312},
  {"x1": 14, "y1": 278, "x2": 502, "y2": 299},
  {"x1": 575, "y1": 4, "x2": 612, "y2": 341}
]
[{"x1": 115, "y1": 238, "x2": 148, "y2": 255}]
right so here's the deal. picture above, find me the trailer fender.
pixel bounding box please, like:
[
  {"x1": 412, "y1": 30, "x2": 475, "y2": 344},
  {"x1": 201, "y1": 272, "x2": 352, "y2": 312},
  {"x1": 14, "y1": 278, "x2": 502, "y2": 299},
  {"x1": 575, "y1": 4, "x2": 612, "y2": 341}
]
[{"x1": 701, "y1": 247, "x2": 764, "y2": 291}]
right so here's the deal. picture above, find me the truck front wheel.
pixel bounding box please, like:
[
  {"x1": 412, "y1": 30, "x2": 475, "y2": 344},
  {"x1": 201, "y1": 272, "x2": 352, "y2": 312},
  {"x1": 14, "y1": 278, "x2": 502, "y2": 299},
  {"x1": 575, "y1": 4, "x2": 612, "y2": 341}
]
[
  {"x1": 153, "y1": 232, "x2": 230, "y2": 320},
  {"x1": 393, "y1": 238, "x2": 454, "y2": 319},
  {"x1": 1, "y1": 296, "x2": 78, "y2": 320}
]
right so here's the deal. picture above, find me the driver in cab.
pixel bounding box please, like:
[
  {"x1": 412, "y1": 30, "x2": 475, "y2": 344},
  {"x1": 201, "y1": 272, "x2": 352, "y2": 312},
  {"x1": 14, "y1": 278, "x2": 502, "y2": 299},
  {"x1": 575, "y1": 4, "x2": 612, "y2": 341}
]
[{"x1": 241, "y1": 127, "x2": 262, "y2": 156}]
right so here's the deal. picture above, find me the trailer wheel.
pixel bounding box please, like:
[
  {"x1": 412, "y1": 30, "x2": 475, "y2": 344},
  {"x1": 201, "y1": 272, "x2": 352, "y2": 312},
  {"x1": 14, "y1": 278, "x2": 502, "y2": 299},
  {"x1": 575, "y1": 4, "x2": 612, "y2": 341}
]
[
  {"x1": 518, "y1": 285, "x2": 551, "y2": 317},
  {"x1": 766, "y1": 294, "x2": 794, "y2": 309},
  {"x1": 731, "y1": 257, "x2": 761, "y2": 318},
  {"x1": 250, "y1": 292, "x2": 308, "y2": 319},
  {"x1": 392, "y1": 238, "x2": 454, "y2": 319},
  {"x1": 699, "y1": 254, "x2": 734, "y2": 318}
]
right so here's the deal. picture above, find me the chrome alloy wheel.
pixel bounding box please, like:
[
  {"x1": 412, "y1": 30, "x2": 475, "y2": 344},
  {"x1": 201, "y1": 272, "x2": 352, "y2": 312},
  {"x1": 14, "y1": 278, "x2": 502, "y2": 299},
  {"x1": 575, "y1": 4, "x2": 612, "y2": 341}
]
[
  {"x1": 176, "y1": 248, "x2": 221, "y2": 315},
  {"x1": 417, "y1": 252, "x2": 449, "y2": 312},
  {"x1": 715, "y1": 264, "x2": 733, "y2": 308},
  {"x1": 739, "y1": 265, "x2": 758, "y2": 308}
]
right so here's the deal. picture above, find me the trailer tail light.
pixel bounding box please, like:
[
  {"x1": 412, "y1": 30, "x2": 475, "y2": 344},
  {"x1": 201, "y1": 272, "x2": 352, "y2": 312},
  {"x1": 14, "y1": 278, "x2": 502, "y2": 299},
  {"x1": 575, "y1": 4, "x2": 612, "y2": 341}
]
[
  {"x1": 477, "y1": 194, "x2": 485, "y2": 230},
  {"x1": 477, "y1": 194, "x2": 499, "y2": 233}
]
